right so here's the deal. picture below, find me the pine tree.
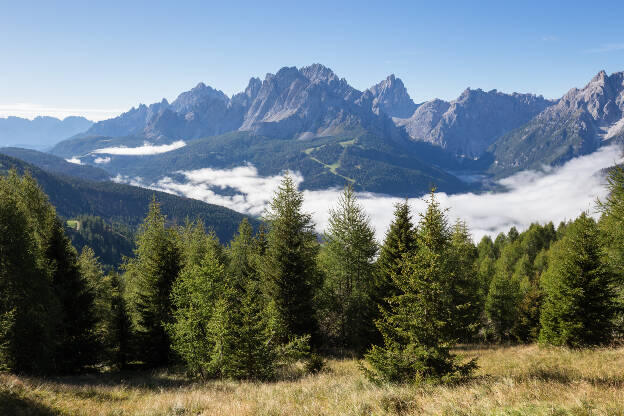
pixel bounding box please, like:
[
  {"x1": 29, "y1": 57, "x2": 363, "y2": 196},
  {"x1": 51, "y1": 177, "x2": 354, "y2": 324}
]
[
  {"x1": 539, "y1": 213, "x2": 617, "y2": 347},
  {"x1": 364, "y1": 191, "x2": 476, "y2": 384},
  {"x1": 260, "y1": 174, "x2": 320, "y2": 342},
  {"x1": 124, "y1": 198, "x2": 181, "y2": 366},
  {"x1": 317, "y1": 186, "x2": 378, "y2": 353}
]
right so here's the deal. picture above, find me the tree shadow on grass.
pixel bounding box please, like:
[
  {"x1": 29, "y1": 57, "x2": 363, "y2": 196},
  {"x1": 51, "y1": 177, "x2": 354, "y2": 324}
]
[
  {"x1": 43, "y1": 368, "x2": 195, "y2": 392},
  {"x1": 0, "y1": 390, "x2": 59, "y2": 416}
]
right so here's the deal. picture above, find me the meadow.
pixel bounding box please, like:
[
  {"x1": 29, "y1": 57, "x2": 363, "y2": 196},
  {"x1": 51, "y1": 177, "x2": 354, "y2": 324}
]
[{"x1": 2, "y1": 345, "x2": 624, "y2": 416}]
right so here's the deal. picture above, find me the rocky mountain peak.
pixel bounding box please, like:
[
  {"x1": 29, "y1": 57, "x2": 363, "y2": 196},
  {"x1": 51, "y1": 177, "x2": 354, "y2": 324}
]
[
  {"x1": 366, "y1": 74, "x2": 418, "y2": 118},
  {"x1": 300, "y1": 63, "x2": 339, "y2": 84}
]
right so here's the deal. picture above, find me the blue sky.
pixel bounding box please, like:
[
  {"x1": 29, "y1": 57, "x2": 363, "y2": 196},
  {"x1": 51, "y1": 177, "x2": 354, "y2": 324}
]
[{"x1": 1, "y1": 0, "x2": 623, "y2": 120}]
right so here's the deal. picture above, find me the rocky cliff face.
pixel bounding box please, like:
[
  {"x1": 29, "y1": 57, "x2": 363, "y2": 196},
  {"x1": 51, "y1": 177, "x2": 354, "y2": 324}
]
[
  {"x1": 78, "y1": 64, "x2": 406, "y2": 143},
  {"x1": 396, "y1": 89, "x2": 553, "y2": 158},
  {"x1": 361, "y1": 74, "x2": 418, "y2": 118},
  {"x1": 489, "y1": 70, "x2": 624, "y2": 174}
]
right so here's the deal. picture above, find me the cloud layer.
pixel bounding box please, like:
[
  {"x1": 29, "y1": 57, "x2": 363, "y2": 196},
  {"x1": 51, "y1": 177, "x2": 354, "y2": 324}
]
[
  {"x1": 93, "y1": 140, "x2": 186, "y2": 155},
  {"x1": 118, "y1": 145, "x2": 623, "y2": 242},
  {"x1": 65, "y1": 157, "x2": 83, "y2": 165}
]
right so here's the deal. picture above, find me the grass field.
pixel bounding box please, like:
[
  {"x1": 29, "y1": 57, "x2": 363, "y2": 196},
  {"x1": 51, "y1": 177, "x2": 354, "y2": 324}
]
[{"x1": 2, "y1": 345, "x2": 624, "y2": 415}]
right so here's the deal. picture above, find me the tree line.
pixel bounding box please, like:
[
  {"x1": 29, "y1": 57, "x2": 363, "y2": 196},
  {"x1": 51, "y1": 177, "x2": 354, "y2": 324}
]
[{"x1": 1, "y1": 166, "x2": 623, "y2": 384}]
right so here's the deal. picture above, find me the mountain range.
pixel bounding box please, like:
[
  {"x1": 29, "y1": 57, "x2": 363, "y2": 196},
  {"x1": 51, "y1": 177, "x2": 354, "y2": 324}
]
[
  {"x1": 0, "y1": 116, "x2": 93, "y2": 149},
  {"x1": 30, "y1": 64, "x2": 624, "y2": 196}
]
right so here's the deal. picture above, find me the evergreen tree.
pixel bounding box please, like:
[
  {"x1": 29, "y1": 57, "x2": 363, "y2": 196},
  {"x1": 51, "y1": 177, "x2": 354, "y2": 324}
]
[
  {"x1": 77, "y1": 248, "x2": 131, "y2": 368},
  {"x1": 108, "y1": 271, "x2": 131, "y2": 369},
  {"x1": 598, "y1": 165, "x2": 624, "y2": 334},
  {"x1": 124, "y1": 198, "x2": 181, "y2": 366},
  {"x1": 375, "y1": 200, "x2": 416, "y2": 303},
  {"x1": 448, "y1": 220, "x2": 481, "y2": 341},
  {"x1": 0, "y1": 172, "x2": 58, "y2": 373},
  {"x1": 364, "y1": 191, "x2": 476, "y2": 384},
  {"x1": 485, "y1": 242, "x2": 522, "y2": 341},
  {"x1": 317, "y1": 186, "x2": 378, "y2": 353},
  {"x1": 260, "y1": 174, "x2": 320, "y2": 342},
  {"x1": 4, "y1": 171, "x2": 98, "y2": 372},
  {"x1": 169, "y1": 223, "x2": 305, "y2": 380},
  {"x1": 540, "y1": 213, "x2": 617, "y2": 347}
]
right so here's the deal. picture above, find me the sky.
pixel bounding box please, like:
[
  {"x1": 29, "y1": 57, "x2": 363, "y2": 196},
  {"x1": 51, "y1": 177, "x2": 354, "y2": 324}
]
[{"x1": 1, "y1": 0, "x2": 624, "y2": 121}]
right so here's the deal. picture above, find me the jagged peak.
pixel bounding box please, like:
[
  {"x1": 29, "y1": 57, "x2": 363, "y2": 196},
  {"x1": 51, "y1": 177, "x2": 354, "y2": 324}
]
[
  {"x1": 300, "y1": 63, "x2": 339, "y2": 83},
  {"x1": 591, "y1": 69, "x2": 608, "y2": 83}
]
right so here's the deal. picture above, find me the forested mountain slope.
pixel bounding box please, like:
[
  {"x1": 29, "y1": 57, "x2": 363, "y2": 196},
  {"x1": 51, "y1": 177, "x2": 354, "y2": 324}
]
[{"x1": 0, "y1": 153, "x2": 257, "y2": 242}]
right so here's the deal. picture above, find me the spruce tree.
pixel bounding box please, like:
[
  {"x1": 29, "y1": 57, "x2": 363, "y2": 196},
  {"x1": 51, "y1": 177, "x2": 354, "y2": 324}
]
[
  {"x1": 169, "y1": 221, "x2": 303, "y2": 380},
  {"x1": 124, "y1": 198, "x2": 181, "y2": 366},
  {"x1": 317, "y1": 185, "x2": 378, "y2": 353},
  {"x1": 375, "y1": 201, "x2": 416, "y2": 303},
  {"x1": 260, "y1": 174, "x2": 320, "y2": 342},
  {"x1": 539, "y1": 213, "x2": 617, "y2": 347},
  {"x1": 364, "y1": 191, "x2": 476, "y2": 384}
]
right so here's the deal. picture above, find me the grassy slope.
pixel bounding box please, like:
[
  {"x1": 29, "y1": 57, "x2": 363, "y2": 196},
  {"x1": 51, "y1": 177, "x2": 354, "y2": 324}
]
[{"x1": 2, "y1": 345, "x2": 623, "y2": 415}]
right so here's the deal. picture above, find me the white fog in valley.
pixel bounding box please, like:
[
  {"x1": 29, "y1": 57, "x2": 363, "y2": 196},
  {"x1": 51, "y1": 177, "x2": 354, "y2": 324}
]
[
  {"x1": 115, "y1": 145, "x2": 623, "y2": 241},
  {"x1": 92, "y1": 140, "x2": 187, "y2": 156}
]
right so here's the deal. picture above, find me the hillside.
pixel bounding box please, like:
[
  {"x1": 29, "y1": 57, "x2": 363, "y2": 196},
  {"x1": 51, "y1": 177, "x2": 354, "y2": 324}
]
[
  {"x1": 0, "y1": 147, "x2": 111, "y2": 181},
  {"x1": 0, "y1": 153, "x2": 258, "y2": 243}
]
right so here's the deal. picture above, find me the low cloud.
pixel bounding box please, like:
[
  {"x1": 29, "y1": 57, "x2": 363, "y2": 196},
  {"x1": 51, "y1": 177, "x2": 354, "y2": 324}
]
[
  {"x1": 94, "y1": 156, "x2": 111, "y2": 164},
  {"x1": 118, "y1": 145, "x2": 623, "y2": 242},
  {"x1": 92, "y1": 140, "x2": 186, "y2": 155},
  {"x1": 65, "y1": 157, "x2": 83, "y2": 165}
]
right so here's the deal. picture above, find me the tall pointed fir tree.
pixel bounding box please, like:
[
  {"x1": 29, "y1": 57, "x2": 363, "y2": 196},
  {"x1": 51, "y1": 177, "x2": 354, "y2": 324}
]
[
  {"x1": 124, "y1": 198, "x2": 181, "y2": 366},
  {"x1": 317, "y1": 185, "x2": 378, "y2": 353},
  {"x1": 539, "y1": 213, "x2": 617, "y2": 347},
  {"x1": 260, "y1": 174, "x2": 320, "y2": 343},
  {"x1": 375, "y1": 201, "x2": 417, "y2": 304},
  {"x1": 364, "y1": 191, "x2": 477, "y2": 384}
]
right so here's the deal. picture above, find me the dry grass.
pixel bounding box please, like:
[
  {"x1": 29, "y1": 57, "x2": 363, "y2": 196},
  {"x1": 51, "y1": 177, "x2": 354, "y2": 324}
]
[{"x1": 2, "y1": 345, "x2": 624, "y2": 415}]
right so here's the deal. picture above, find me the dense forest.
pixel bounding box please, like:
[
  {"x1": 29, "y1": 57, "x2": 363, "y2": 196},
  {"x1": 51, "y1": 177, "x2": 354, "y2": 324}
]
[{"x1": 0, "y1": 165, "x2": 623, "y2": 384}]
